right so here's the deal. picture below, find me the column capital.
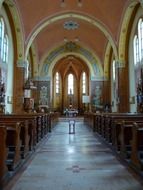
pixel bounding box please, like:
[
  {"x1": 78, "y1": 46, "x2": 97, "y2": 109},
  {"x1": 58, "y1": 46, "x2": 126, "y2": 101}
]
[
  {"x1": 115, "y1": 60, "x2": 125, "y2": 68},
  {"x1": 17, "y1": 60, "x2": 28, "y2": 68}
]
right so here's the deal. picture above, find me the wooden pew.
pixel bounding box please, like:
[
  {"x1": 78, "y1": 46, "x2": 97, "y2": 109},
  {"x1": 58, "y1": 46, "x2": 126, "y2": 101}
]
[
  {"x1": 84, "y1": 112, "x2": 94, "y2": 130},
  {"x1": 0, "y1": 126, "x2": 8, "y2": 186},
  {"x1": 119, "y1": 120, "x2": 143, "y2": 159},
  {"x1": 5, "y1": 122, "x2": 22, "y2": 171},
  {"x1": 0, "y1": 119, "x2": 29, "y2": 159},
  {"x1": 0, "y1": 114, "x2": 37, "y2": 150},
  {"x1": 131, "y1": 122, "x2": 143, "y2": 171},
  {"x1": 94, "y1": 113, "x2": 103, "y2": 133},
  {"x1": 111, "y1": 115, "x2": 143, "y2": 151},
  {"x1": 29, "y1": 113, "x2": 49, "y2": 139},
  {"x1": 94, "y1": 113, "x2": 129, "y2": 140},
  {"x1": 49, "y1": 112, "x2": 59, "y2": 132},
  {"x1": 104, "y1": 114, "x2": 143, "y2": 144}
]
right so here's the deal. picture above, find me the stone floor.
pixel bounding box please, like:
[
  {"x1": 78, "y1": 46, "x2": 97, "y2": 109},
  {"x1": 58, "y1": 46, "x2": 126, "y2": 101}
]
[{"x1": 5, "y1": 119, "x2": 143, "y2": 190}]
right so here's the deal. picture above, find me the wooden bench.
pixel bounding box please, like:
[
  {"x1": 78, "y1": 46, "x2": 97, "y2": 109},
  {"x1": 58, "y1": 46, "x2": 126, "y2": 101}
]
[
  {"x1": 0, "y1": 114, "x2": 40, "y2": 148},
  {"x1": 84, "y1": 112, "x2": 94, "y2": 130},
  {"x1": 131, "y1": 122, "x2": 143, "y2": 171},
  {"x1": 111, "y1": 116, "x2": 143, "y2": 150},
  {"x1": 0, "y1": 119, "x2": 30, "y2": 159},
  {"x1": 5, "y1": 122, "x2": 22, "y2": 171},
  {"x1": 104, "y1": 114, "x2": 143, "y2": 144},
  {"x1": 49, "y1": 112, "x2": 59, "y2": 132},
  {"x1": 0, "y1": 126, "x2": 8, "y2": 185},
  {"x1": 119, "y1": 120, "x2": 143, "y2": 159}
]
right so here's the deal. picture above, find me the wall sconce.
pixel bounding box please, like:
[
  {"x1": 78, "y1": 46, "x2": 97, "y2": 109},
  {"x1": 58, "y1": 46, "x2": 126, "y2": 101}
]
[
  {"x1": 64, "y1": 37, "x2": 68, "y2": 42},
  {"x1": 7, "y1": 96, "x2": 13, "y2": 104},
  {"x1": 78, "y1": 0, "x2": 82, "y2": 7},
  {"x1": 61, "y1": 0, "x2": 66, "y2": 7},
  {"x1": 129, "y1": 96, "x2": 135, "y2": 104},
  {"x1": 112, "y1": 101, "x2": 114, "y2": 107},
  {"x1": 116, "y1": 97, "x2": 120, "y2": 104}
]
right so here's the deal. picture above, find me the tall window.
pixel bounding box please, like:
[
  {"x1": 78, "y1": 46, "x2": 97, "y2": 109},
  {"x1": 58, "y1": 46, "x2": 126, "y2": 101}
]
[
  {"x1": 0, "y1": 18, "x2": 4, "y2": 60},
  {"x1": 0, "y1": 17, "x2": 9, "y2": 64},
  {"x1": 133, "y1": 18, "x2": 143, "y2": 65},
  {"x1": 138, "y1": 19, "x2": 143, "y2": 61},
  {"x1": 3, "y1": 35, "x2": 8, "y2": 63},
  {"x1": 112, "y1": 60, "x2": 116, "y2": 81},
  {"x1": 55, "y1": 72, "x2": 60, "y2": 94},
  {"x1": 82, "y1": 72, "x2": 86, "y2": 94},
  {"x1": 68, "y1": 73, "x2": 74, "y2": 94},
  {"x1": 133, "y1": 35, "x2": 138, "y2": 65}
]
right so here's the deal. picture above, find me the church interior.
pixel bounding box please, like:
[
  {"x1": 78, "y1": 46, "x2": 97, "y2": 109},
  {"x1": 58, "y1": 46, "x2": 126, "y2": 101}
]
[{"x1": 1, "y1": 0, "x2": 143, "y2": 189}]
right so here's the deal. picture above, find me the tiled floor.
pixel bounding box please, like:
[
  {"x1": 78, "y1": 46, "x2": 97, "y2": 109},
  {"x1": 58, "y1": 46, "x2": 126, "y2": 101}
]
[{"x1": 5, "y1": 119, "x2": 143, "y2": 190}]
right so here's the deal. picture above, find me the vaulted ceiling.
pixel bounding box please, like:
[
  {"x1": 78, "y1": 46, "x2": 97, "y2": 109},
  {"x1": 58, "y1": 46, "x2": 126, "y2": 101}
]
[{"x1": 14, "y1": 0, "x2": 130, "y2": 64}]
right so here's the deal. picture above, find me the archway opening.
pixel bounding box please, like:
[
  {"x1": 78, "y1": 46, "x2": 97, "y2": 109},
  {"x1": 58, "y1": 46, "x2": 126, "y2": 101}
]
[{"x1": 52, "y1": 55, "x2": 89, "y2": 114}]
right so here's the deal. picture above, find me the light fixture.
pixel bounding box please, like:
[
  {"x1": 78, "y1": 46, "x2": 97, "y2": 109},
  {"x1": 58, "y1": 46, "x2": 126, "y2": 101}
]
[
  {"x1": 61, "y1": 0, "x2": 66, "y2": 7},
  {"x1": 64, "y1": 37, "x2": 68, "y2": 42},
  {"x1": 78, "y1": 0, "x2": 82, "y2": 7},
  {"x1": 74, "y1": 37, "x2": 79, "y2": 42}
]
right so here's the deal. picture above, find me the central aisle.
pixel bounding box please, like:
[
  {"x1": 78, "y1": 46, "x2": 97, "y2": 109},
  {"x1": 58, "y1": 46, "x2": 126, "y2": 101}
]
[{"x1": 8, "y1": 120, "x2": 143, "y2": 190}]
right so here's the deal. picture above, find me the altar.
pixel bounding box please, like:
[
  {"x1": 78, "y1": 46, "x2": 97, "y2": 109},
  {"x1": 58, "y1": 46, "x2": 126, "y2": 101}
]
[{"x1": 64, "y1": 109, "x2": 78, "y2": 117}]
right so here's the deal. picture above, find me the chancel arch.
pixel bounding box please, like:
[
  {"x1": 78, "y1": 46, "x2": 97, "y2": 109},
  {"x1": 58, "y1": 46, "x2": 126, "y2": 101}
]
[
  {"x1": 52, "y1": 55, "x2": 89, "y2": 113},
  {"x1": 39, "y1": 43, "x2": 104, "y2": 80}
]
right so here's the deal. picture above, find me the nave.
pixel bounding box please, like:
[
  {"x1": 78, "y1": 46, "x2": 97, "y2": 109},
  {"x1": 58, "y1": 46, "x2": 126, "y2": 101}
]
[{"x1": 4, "y1": 119, "x2": 143, "y2": 190}]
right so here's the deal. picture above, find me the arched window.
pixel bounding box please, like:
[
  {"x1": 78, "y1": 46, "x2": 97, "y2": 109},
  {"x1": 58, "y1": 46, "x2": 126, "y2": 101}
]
[
  {"x1": 55, "y1": 72, "x2": 60, "y2": 94},
  {"x1": 0, "y1": 18, "x2": 9, "y2": 64},
  {"x1": 3, "y1": 35, "x2": 8, "y2": 63},
  {"x1": 82, "y1": 72, "x2": 86, "y2": 94},
  {"x1": 0, "y1": 18, "x2": 4, "y2": 60},
  {"x1": 68, "y1": 73, "x2": 74, "y2": 94},
  {"x1": 133, "y1": 18, "x2": 143, "y2": 65},
  {"x1": 112, "y1": 60, "x2": 116, "y2": 81},
  {"x1": 133, "y1": 35, "x2": 140, "y2": 66},
  {"x1": 133, "y1": 35, "x2": 138, "y2": 65},
  {"x1": 138, "y1": 18, "x2": 143, "y2": 61}
]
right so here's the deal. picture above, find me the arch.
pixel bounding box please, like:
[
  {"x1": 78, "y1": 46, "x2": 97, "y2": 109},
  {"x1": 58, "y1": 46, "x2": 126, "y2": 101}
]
[
  {"x1": 0, "y1": 4, "x2": 14, "y2": 113},
  {"x1": 118, "y1": 1, "x2": 139, "y2": 66},
  {"x1": 0, "y1": 0, "x2": 4, "y2": 8},
  {"x1": 30, "y1": 43, "x2": 39, "y2": 77},
  {"x1": 38, "y1": 43, "x2": 104, "y2": 80},
  {"x1": 4, "y1": 0, "x2": 25, "y2": 61},
  {"x1": 25, "y1": 12, "x2": 118, "y2": 60},
  {"x1": 128, "y1": 4, "x2": 143, "y2": 112},
  {"x1": 104, "y1": 42, "x2": 112, "y2": 80}
]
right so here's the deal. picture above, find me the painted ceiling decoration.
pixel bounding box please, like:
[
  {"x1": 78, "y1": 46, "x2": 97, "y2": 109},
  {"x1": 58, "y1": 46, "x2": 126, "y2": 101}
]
[
  {"x1": 63, "y1": 20, "x2": 79, "y2": 30},
  {"x1": 40, "y1": 42, "x2": 103, "y2": 80},
  {"x1": 61, "y1": 0, "x2": 82, "y2": 7},
  {"x1": 10, "y1": 0, "x2": 140, "y2": 81},
  {"x1": 25, "y1": 12, "x2": 118, "y2": 59}
]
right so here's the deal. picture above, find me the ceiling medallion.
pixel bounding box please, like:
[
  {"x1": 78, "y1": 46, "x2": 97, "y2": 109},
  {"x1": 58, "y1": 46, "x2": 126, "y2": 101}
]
[
  {"x1": 65, "y1": 42, "x2": 78, "y2": 52},
  {"x1": 63, "y1": 21, "x2": 79, "y2": 30}
]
